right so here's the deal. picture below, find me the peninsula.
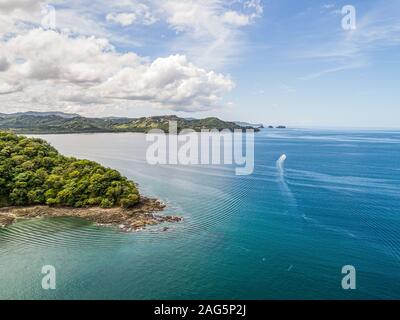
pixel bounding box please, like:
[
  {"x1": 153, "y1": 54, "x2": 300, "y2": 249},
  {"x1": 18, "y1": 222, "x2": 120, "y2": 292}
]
[{"x1": 0, "y1": 131, "x2": 181, "y2": 231}]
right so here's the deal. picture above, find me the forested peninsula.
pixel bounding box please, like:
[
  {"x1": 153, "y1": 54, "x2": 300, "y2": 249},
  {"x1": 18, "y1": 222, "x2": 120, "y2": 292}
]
[{"x1": 0, "y1": 132, "x2": 181, "y2": 231}]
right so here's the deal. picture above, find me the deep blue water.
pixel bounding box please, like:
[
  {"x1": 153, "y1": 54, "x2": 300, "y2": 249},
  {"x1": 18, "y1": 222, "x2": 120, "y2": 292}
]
[{"x1": 1, "y1": 129, "x2": 400, "y2": 299}]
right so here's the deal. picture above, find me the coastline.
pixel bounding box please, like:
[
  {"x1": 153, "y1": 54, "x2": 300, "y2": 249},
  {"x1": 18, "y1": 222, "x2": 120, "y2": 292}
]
[{"x1": 0, "y1": 197, "x2": 182, "y2": 232}]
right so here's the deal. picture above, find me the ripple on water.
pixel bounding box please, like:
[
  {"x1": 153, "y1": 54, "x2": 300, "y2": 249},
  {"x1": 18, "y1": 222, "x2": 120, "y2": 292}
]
[{"x1": 0, "y1": 217, "x2": 133, "y2": 253}]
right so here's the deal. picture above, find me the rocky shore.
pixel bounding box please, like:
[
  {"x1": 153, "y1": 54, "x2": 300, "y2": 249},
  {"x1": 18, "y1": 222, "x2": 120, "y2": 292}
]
[{"x1": 0, "y1": 197, "x2": 182, "y2": 232}]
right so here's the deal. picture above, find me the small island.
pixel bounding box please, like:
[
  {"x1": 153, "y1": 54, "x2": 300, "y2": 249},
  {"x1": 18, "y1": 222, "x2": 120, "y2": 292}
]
[{"x1": 0, "y1": 132, "x2": 181, "y2": 231}]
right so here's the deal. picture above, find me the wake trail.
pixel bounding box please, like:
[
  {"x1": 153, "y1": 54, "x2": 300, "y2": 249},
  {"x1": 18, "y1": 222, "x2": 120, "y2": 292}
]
[
  {"x1": 276, "y1": 154, "x2": 301, "y2": 217},
  {"x1": 276, "y1": 155, "x2": 359, "y2": 239}
]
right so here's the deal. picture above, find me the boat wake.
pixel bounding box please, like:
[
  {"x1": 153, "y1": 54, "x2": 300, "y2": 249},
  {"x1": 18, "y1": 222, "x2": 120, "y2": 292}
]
[
  {"x1": 276, "y1": 154, "x2": 287, "y2": 178},
  {"x1": 276, "y1": 154, "x2": 300, "y2": 217},
  {"x1": 275, "y1": 155, "x2": 360, "y2": 239}
]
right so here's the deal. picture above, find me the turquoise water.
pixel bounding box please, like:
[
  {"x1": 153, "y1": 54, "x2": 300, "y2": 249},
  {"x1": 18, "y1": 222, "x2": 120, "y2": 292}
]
[{"x1": 1, "y1": 129, "x2": 400, "y2": 299}]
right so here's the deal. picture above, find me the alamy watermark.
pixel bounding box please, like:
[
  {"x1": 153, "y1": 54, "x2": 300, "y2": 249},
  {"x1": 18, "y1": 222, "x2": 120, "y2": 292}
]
[
  {"x1": 41, "y1": 265, "x2": 56, "y2": 290},
  {"x1": 40, "y1": 3, "x2": 57, "y2": 30},
  {"x1": 341, "y1": 5, "x2": 356, "y2": 30},
  {"x1": 145, "y1": 121, "x2": 255, "y2": 175},
  {"x1": 341, "y1": 265, "x2": 356, "y2": 290}
]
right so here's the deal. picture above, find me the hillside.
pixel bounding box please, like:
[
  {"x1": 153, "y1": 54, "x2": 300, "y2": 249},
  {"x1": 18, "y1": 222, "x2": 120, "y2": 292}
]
[
  {"x1": 0, "y1": 112, "x2": 257, "y2": 134},
  {"x1": 0, "y1": 131, "x2": 140, "y2": 208}
]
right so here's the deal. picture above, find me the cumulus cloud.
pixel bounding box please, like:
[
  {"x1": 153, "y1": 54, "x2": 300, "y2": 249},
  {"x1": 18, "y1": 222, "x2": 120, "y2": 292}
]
[
  {"x1": 0, "y1": 80, "x2": 22, "y2": 95},
  {"x1": 0, "y1": 0, "x2": 261, "y2": 114},
  {"x1": 161, "y1": 0, "x2": 262, "y2": 33},
  {"x1": 0, "y1": 57, "x2": 10, "y2": 72},
  {"x1": 106, "y1": 13, "x2": 137, "y2": 26},
  {"x1": 4, "y1": 29, "x2": 136, "y2": 83},
  {"x1": 96, "y1": 55, "x2": 234, "y2": 111},
  {"x1": 0, "y1": 0, "x2": 46, "y2": 36},
  {"x1": 2, "y1": 0, "x2": 264, "y2": 66},
  {"x1": 106, "y1": 4, "x2": 157, "y2": 26},
  {"x1": 0, "y1": 0, "x2": 42, "y2": 13},
  {"x1": 0, "y1": 29, "x2": 234, "y2": 112}
]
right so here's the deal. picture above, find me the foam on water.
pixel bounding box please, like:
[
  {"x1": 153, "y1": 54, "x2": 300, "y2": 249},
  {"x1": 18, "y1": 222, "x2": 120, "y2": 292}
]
[{"x1": 275, "y1": 154, "x2": 303, "y2": 220}]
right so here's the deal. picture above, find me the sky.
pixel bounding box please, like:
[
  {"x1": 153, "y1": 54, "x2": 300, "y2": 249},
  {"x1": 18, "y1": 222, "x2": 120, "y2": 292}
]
[{"x1": 0, "y1": 0, "x2": 399, "y2": 128}]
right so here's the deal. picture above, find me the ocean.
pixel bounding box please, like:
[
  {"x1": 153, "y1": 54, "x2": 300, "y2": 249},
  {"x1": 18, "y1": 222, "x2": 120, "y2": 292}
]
[{"x1": 1, "y1": 129, "x2": 399, "y2": 299}]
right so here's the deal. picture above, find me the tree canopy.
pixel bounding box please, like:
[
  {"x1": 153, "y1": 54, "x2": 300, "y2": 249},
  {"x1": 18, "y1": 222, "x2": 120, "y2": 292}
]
[
  {"x1": 0, "y1": 132, "x2": 140, "y2": 208},
  {"x1": 0, "y1": 112, "x2": 254, "y2": 134}
]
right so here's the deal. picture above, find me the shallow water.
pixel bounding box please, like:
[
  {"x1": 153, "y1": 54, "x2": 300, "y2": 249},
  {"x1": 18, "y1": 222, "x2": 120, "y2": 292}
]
[{"x1": 1, "y1": 129, "x2": 400, "y2": 299}]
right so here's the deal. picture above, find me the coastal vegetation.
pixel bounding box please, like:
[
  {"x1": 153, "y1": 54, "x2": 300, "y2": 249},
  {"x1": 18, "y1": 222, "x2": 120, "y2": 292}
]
[
  {"x1": 0, "y1": 112, "x2": 256, "y2": 134},
  {"x1": 0, "y1": 131, "x2": 140, "y2": 209}
]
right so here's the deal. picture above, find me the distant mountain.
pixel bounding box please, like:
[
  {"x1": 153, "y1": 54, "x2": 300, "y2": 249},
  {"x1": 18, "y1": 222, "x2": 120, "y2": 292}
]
[
  {"x1": 2, "y1": 111, "x2": 80, "y2": 119},
  {"x1": 235, "y1": 121, "x2": 264, "y2": 129},
  {"x1": 0, "y1": 112, "x2": 259, "y2": 134}
]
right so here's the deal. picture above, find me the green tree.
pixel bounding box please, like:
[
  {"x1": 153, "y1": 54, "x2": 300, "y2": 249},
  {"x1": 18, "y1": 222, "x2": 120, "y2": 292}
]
[{"x1": 0, "y1": 132, "x2": 140, "y2": 208}]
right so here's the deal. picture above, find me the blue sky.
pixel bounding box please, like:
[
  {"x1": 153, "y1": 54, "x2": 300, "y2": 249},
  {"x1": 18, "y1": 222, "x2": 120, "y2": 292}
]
[{"x1": 0, "y1": 0, "x2": 399, "y2": 127}]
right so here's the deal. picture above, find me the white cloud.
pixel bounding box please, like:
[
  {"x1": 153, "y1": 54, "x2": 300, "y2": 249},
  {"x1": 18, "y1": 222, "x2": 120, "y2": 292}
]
[
  {"x1": 106, "y1": 4, "x2": 157, "y2": 26},
  {"x1": 0, "y1": 0, "x2": 265, "y2": 114},
  {"x1": 0, "y1": 57, "x2": 10, "y2": 72},
  {"x1": 245, "y1": 0, "x2": 263, "y2": 18},
  {"x1": 0, "y1": 80, "x2": 22, "y2": 95},
  {"x1": 222, "y1": 11, "x2": 251, "y2": 26},
  {"x1": 0, "y1": 29, "x2": 234, "y2": 113},
  {"x1": 0, "y1": 0, "x2": 46, "y2": 36},
  {"x1": 159, "y1": 0, "x2": 263, "y2": 68},
  {"x1": 97, "y1": 54, "x2": 234, "y2": 111},
  {"x1": 106, "y1": 12, "x2": 137, "y2": 26},
  {"x1": 1, "y1": 0, "x2": 264, "y2": 68},
  {"x1": 4, "y1": 29, "x2": 135, "y2": 83},
  {"x1": 0, "y1": 0, "x2": 42, "y2": 13}
]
